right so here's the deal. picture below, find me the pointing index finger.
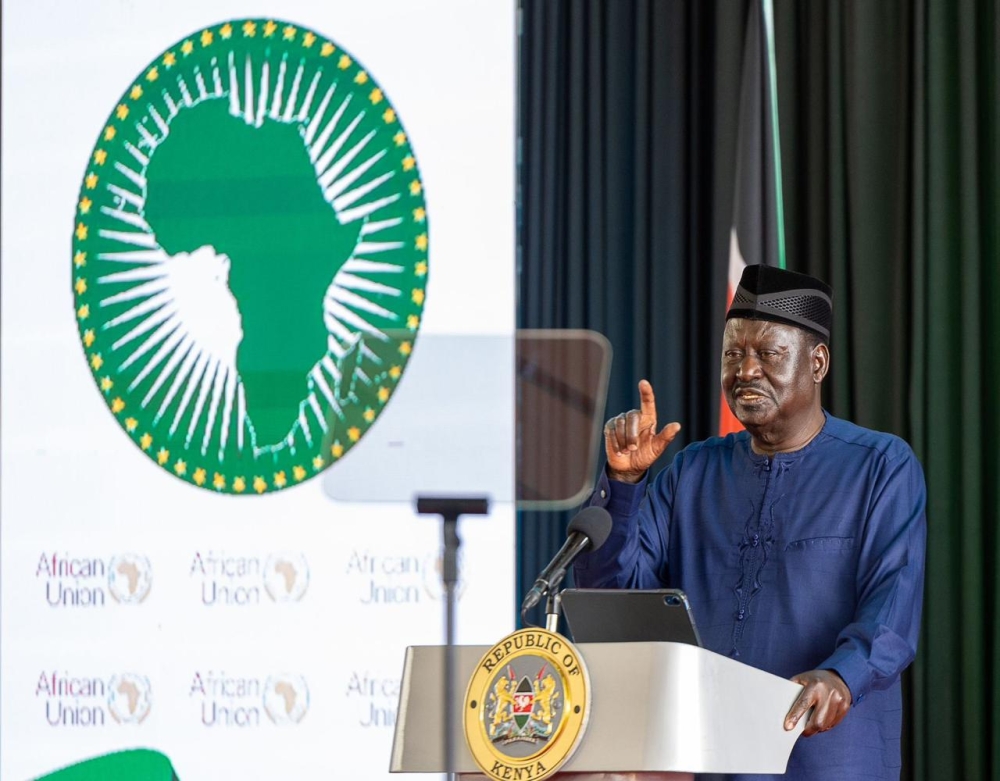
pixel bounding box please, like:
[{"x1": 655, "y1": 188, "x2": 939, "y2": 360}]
[{"x1": 638, "y1": 379, "x2": 658, "y2": 420}]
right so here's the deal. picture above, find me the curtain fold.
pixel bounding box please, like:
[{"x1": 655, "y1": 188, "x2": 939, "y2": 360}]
[{"x1": 907, "y1": 1, "x2": 1000, "y2": 777}]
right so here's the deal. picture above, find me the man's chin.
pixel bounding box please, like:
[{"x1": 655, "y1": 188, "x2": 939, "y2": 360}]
[{"x1": 728, "y1": 398, "x2": 774, "y2": 428}]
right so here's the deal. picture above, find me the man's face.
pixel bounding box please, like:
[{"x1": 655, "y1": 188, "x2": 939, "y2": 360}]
[{"x1": 721, "y1": 319, "x2": 823, "y2": 432}]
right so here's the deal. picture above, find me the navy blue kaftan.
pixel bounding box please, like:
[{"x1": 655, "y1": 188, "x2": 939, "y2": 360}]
[{"x1": 574, "y1": 413, "x2": 926, "y2": 781}]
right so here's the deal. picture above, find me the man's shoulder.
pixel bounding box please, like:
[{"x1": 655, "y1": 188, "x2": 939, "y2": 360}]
[
  {"x1": 668, "y1": 416, "x2": 919, "y2": 465},
  {"x1": 820, "y1": 414, "x2": 918, "y2": 465}
]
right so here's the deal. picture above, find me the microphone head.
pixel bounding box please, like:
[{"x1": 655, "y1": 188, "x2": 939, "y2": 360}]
[{"x1": 567, "y1": 506, "x2": 613, "y2": 551}]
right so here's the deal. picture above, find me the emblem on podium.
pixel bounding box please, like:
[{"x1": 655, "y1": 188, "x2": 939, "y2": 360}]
[{"x1": 464, "y1": 628, "x2": 590, "y2": 780}]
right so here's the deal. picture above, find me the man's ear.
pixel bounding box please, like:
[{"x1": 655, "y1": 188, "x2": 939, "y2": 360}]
[{"x1": 812, "y1": 342, "x2": 830, "y2": 383}]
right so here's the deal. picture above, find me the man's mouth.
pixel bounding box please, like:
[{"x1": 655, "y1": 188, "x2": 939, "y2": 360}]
[{"x1": 734, "y1": 387, "x2": 769, "y2": 402}]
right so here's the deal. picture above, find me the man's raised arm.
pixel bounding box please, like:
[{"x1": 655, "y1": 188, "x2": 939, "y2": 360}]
[{"x1": 573, "y1": 380, "x2": 681, "y2": 589}]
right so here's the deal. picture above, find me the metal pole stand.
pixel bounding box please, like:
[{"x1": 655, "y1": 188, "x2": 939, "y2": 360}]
[
  {"x1": 544, "y1": 588, "x2": 563, "y2": 632},
  {"x1": 416, "y1": 496, "x2": 489, "y2": 781}
]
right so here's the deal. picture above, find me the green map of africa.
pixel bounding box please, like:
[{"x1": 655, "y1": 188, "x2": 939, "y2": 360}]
[
  {"x1": 71, "y1": 19, "x2": 430, "y2": 494},
  {"x1": 145, "y1": 100, "x2": 361, "y2": 447}
]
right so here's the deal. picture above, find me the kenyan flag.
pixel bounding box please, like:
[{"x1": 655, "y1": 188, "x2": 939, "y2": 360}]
[{"x1": 719, "y1": 0, "x2": 786, "y2": 436}]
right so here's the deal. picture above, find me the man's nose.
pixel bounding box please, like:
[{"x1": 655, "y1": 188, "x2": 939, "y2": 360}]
[{"x1": 736, "y1": 355, "x2": 763, "y2": 379}]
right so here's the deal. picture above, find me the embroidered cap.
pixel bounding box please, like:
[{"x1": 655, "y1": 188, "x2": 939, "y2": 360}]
[{"x1": 726, "y1": 265, "x2": 833, "y2": 341}]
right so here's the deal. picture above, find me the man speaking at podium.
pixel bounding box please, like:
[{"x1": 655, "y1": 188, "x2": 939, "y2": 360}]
[{"x1": 575, "y1": 266, "x2": 926, "y2": 780}]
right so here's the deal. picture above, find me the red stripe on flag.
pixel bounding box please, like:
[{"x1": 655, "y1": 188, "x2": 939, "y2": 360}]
[
  {"x1": 718, "y1": 280, "x2": 744, "y2": 437},
  {"x1": 719, "y1": 238, "x2": 747, "y2": 437},
  {"x1": 718, "y1": 0, "x2": 783, "y2": 438}
]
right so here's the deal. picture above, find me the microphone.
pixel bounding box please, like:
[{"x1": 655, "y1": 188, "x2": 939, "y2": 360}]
[{"x1": 520, "y1": 506, "x2": 613, "y2": 613}]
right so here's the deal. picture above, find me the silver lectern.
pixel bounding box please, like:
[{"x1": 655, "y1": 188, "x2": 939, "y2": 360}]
[{"x1": 391, "y1": 641, "x2": 804, "y2": 778}]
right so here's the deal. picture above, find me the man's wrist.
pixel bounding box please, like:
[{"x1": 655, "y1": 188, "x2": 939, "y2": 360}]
[{"x1": 606, "y1": 466, "x2": 647, "y2": 484}]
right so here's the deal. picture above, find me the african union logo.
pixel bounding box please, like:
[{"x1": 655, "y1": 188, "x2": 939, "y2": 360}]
[
  {"x1": 263, "y1": 674, "x2": 310, "y2": 724},
  {"x1": 107, "y1": 673, "x2": 153, "y2": 725},
  {"x1": 72, "y1": 19, "x2": 429, "y2": 494},
  {"x1": 108, "y1": 553, "x2": 153, "y2": 604},
  {"x1": 464, "y1": 629, "x2": 590, "y2": 781},
  {"x1": 263, "y1": 553, "x2": 309, "y2": 602}
]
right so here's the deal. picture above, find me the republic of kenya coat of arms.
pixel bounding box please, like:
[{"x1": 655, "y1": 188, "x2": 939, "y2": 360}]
[{"x1": 487, "y1": 666, "x2": 560, "y2": 743}]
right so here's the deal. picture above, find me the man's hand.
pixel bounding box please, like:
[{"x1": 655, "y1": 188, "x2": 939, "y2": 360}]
[
  {"x1": 784, "y1": 669, "x2": 852, "y2": 736},
  {"x1": 604, "y1": 380, "x2": 681, "y2": 483}
]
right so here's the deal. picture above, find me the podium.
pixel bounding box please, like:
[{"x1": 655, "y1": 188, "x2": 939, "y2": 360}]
[{"x1": 390, "y1": 641, "x2": 804, "y2": 778}]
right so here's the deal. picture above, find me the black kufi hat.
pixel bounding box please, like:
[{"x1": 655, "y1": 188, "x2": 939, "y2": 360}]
[{"x1": 726, "y1": 265, "x2": 832, "y2": 341}]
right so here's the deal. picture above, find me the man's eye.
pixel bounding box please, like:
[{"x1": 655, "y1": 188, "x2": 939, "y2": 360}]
[{"x1": 725, "y1": 351, "x2": 742, "y2": 359}]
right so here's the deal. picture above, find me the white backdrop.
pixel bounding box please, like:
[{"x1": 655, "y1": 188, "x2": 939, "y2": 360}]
[{"x1": 0, "y1": 1, "x2": 515, "y2": 779}]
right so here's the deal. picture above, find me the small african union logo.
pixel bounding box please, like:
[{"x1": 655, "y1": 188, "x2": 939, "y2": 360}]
[
  {"x1": 72, "y1": 20, "x2": 429, "y2": 494},
  {"x1": 263, "y1": 553, "x2": 309, "y2": 602},
  {"x1": 263, "y1": 673, "x2": 310, "y2": 724},
  {"x1": 107, "y1": 553, "x2": 153, "y2": 604},
  {"x1": 107, "y1": 672, "x2": 153, "y2": 725},
  {"x1": 464, "y1": 629, "x2": 590, "y2": 781}
]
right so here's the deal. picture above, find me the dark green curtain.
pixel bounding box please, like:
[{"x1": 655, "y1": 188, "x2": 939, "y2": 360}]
[
  {"x1": 775, "y1": 1, "x2": 1000, "y2": 778},
  {"x1": 909, "y1": 2, "x2": 999, "y2": 775},
  {"x1": 518, "y1": 0, "x2": 1000, "y2": 778}
]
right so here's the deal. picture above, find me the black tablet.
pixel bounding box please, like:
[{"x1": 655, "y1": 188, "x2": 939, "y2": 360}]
[{"x1": 560, "y1": 588, "x2": 702, "y2": 646}]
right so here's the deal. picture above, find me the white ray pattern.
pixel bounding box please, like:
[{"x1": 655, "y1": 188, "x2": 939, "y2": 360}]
[{"x1": 95, "y1": 44, "x2": 411, "y2": 458}]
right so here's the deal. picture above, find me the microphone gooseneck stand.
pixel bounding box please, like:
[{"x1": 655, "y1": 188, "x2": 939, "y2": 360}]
[
  {"x1": 416, "y1": 496, "x2": 489, "y2": 781},
  {"x1": 519, "y1": 569, "x2": 567, "y2": 631},
  {"x1": 544, "y1": 582, "x2": 563, "y2": 632}
]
